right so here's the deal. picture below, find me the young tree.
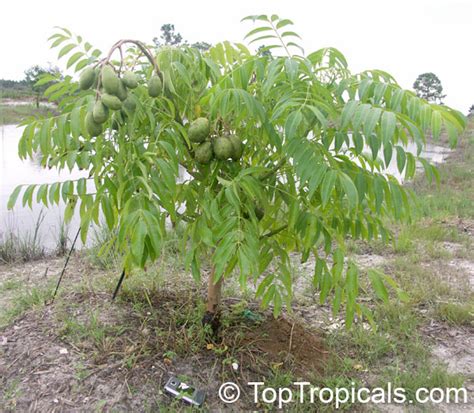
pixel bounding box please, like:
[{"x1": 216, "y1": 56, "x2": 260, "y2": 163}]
[
  {"x1": 24, "y1": 64, "x2": 62, "y2": 107},
  {"x1": 9, "y1": 17, "x2": 465, "y2": 331},
  {"x1": 413, "y1": 72, "x2": 446, "y2": 104}
]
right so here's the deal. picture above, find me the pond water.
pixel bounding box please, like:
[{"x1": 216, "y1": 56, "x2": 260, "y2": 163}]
[
  {"x1": 0, "y1": 124, "x2": 452, "y2": 251},
  {"x1": 0, "y1": 124, "x2": 89, "y2": 251}
]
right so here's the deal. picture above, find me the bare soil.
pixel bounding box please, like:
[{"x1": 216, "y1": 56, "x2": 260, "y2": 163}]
[
  {"x1": 0, "y1": 258, "x2": 329, "y2": 411},
  {"x1": 1, "y1": 248, "x2": 472, "y2": 411}
]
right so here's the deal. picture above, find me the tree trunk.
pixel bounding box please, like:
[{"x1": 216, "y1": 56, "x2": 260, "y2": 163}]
[{"x1": 202, "y1": 266, "x2": 223, "y2": 334}]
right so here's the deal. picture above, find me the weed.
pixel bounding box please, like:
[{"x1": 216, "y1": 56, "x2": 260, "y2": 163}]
[
  {"x1": 381, "y1": 364, "x2": 465, "y2": 403},
  {"x1": 55, "y1": 217, "x2": 70, "y2": 256},
  {"x1": 0, "y1": 211, "x2": 46, "y2": 263},
  {"x1": 435, "y1": 302, "x2": 474, "y2": 327},
  {"x1": 0, "y1": 283, "x2": 53, "y2": 327},
  {"x1": 0, "y1": 278, "x2": 22, "y2": 292}
]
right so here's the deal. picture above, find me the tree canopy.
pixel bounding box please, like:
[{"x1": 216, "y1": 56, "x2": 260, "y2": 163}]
[
  {"x1": 9, "y1": 16, "x2": 466, "y2": 326},
  {"x1": 413, "y1": 72, "x2": 446, "y2": 104},
  {"x1": 24, "y1": 64, "x2": 62, "y2": 106}
]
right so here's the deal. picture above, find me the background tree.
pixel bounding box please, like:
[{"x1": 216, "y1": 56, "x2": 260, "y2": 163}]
[
  {"x1": 24, "y1": 65, "x2": 62, "y2": 107},
  {"x1": 413, "y1": 72, "x2": 446, "y2": 104},
  {"x1": 9, "y1": 17, "x2": 465, "y2": 332},
  {"x1": 153, "y1": 24, "x2": 183, "y2": 46},
  {"x1": 153, "y1": 23, "x2": 211, "y2": 51},
  {"x1": 190, "y1": 41, "x2": 212, "y2": 52},
  {"x1": 257, "y1": 45, "x2": 273, "y2": 57},
  {"x1": 469, "y1": 104, "x2": 474, "y2": 115}
]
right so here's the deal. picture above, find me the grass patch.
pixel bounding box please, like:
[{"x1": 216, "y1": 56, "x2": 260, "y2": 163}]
[
  {"x1": 324, "y1": 302, "x2": 465, "y2": 409},
  {"x1": 0, "y1": 212, "x2": 46, "y2": 264},
  {"x1": 435, "y1": 302, "x2": 474, "y2": 327},
  {"x1": 381, "y1": 364, "x2": 465, "y2": 402},
  {"x1": 386, "y1": 257, "x2": 454, "y2": 304},
  {"x1": 413, "y1": 126, "x2": 474, "y2": 220},
  {"x1": 0, "y1": 103, "x2": 55, "y2": 125},
  {"x1": 0, "y1": 278, "x2": 23, "y2": 292},
  {"x1": 0, "y1": 283, "x2": 53, "y2": 328}
]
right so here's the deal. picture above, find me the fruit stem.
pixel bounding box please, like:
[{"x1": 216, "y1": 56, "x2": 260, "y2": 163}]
[{"x1": 106, "y1": 39, "x2": 162, "y2": 78}]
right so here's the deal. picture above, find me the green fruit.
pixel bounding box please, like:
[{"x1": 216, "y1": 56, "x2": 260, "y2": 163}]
[
  {"x1": 85, "y1": 112, "x2": 102, "y2": 137},
  {"x1": 93, "y1": 68, "x2": 100, "y2": 86},
  {"x1": 92, "y1": 100, "x2": 109, "y2": 124},
  {"x1": 122, "y1": 71, "x2": 138, "y2": 89},
  {"x1": 148, "y1": 75, "x2": 162, "y2": 97},
  {"x1": 188, "y1": 117, "x2": 210, "y2": 143},
  {"x1": 116, "y1": 80, "x2": 128, "y2": 101},
  {"x1": 79, "y1": 67, "x2": 96, "y2": 90},
  {"x1": 101, "y1": 93, "x2": 122, "y2": 110},
  {"x1": 228, "y1": 135, "x2": 243, "y2": 160},
  {"x1": 123, "y1": 96, "x2": 136, "y2": 113},
  {"x1": 101, "y1": 65, "x2": 120, "y2": 95},
  {"x1": 213, "y1": 137, "x2": 233, "y2": 160},
  {"x1": 194, "y1": 142, "x2": 213, "y2": 164}
]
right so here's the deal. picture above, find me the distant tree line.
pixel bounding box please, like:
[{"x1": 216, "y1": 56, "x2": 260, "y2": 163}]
[{"x1": 1, "y1": 65, "x2": 61, "y2": 106}]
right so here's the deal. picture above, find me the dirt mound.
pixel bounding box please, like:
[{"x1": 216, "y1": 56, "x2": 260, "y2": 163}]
[{"x1": 241, "y1": 316, "x2": 328, "y2": 375}]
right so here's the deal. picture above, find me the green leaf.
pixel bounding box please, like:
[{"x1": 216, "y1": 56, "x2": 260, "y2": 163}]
[
  {"x1": 22, "y1": 185, "x2": 36, "y2": 208},
  {"x1": 66, "y1": 51, "x2": 84, "y2": 69},
  {"x1": 368, "y1": 269, "x2": 389, "y2": 302},
  {"x1": 341, "y1": 100, "x2": 358, "y2": 129},
  {"x1": 363, "y1": 107, "x2": 382, "y2": 137},
  {"x1": 58, "y1": 43, "x2": 76, "y2": 59},
  {"x1": 36, "y1": 184, "x2": 49, "y2": 206},
  {"x1": 7, "y1": 185, "x2": 22, "y2": 210},
  {"x1": 281, "y1": 31, "x2": 301, "y2": 39},
  {"x1": 285, "y1": 110, "x2": 302, "y2": 139},
  {"x1": 131, "y1": 219, "x2": 147, "y2": 262},
  {"x1": 395, "y1": 146, "x2": 407, "y2": 173},
  {"x1": 381, "y1": 111, "x2": 396, "y2": 143},
  {"x1": 101, "y1": 196, "x2": 115, "y2": 229},
  {"x1": 256, "y1": 274, "x2": 274, "y2": 298},
  {"x1": 431, "y1": 110, "x2": 442, "y2": 140},
  {"x1": 261, "y1": 284, "x2": 276, "y2": 309},
  {"x1": 275, "y1": 19, "x2": 294, "y2": 29},
  {"x1": 244, "y1": 26, "x2": 273, "y2": 39},
  {"x1": 321, "y1": 170, "x2": 337, "y2": 207},
  {"x1": 339, "y1": 172, "x2": 358, "y2": 210}
]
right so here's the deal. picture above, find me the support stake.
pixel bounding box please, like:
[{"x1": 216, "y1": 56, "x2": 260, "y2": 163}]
[
  {"x1": 112, "y1": 268, "x2": 126, "y2": 300},
  {"x1": 52, "y1": 227, "x2": 81, "y2": 301}
]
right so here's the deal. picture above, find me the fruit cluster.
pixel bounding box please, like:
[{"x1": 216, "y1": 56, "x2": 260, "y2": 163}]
[
  {"x1": 189, "y1": 118, "x2": 243, "y2": 164},
  {"x1": 79, "y1": 66, "x2": 162, "y2": 137},
  {"x1": 79, "y1": 67, "x2": 243, "y2": 165}
]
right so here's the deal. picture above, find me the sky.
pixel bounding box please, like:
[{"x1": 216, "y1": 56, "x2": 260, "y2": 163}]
[{"x1": 0, "y1": 0, "x2": 473, "y2": 112}]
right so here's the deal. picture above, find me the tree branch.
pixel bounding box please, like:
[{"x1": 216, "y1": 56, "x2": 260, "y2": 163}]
[{"x1": 260, "y1": 224, "x2": 288, "y2": 239}]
